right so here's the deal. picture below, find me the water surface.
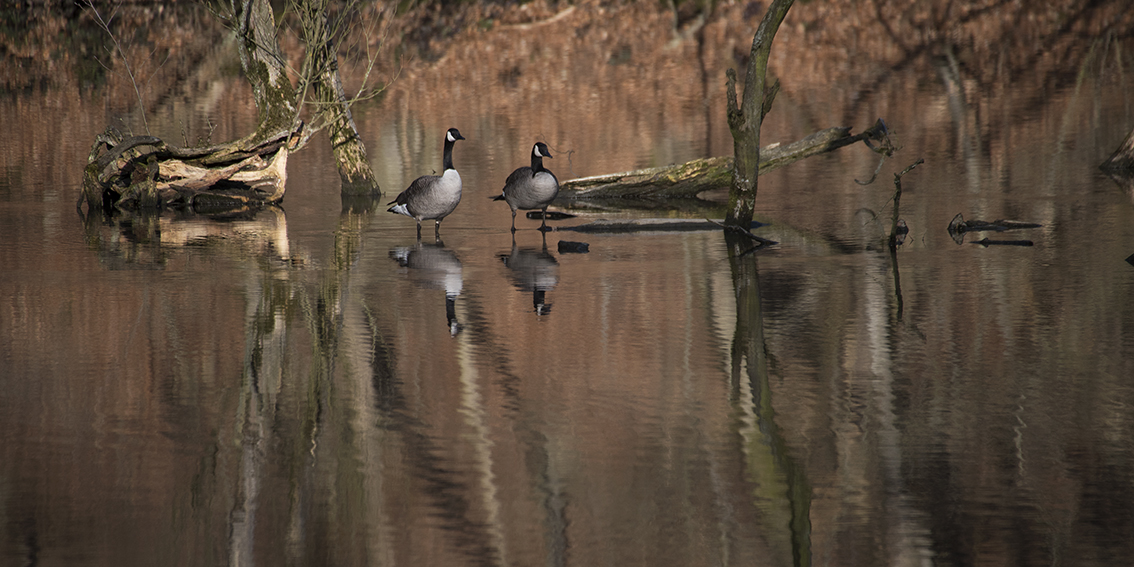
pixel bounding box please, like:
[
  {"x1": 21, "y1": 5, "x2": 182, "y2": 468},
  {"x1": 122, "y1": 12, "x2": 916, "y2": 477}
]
[{"x1": 2, "y1": 2, "x2": 1134, "y2": 566}]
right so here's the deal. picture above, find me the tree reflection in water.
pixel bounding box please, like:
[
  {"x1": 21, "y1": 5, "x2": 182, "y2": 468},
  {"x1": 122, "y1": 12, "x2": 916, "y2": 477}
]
[{"x1": 726, "y1": 232, "x2": 812, "y2": 567}]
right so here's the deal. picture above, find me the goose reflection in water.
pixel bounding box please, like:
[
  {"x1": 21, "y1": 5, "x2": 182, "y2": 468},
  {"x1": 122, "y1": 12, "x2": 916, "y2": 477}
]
[
  {"x1": 498, "y1": 238, "x2": 559, "y2": 316},
  {"x1": 390, "y1": 238, "x2": 464, "y2": 336}
]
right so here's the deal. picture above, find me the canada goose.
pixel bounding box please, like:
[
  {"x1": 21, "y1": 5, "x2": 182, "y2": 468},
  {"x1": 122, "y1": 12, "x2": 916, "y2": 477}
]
[
  {"x1": 494, "y1": 142, "x2": 559, "y2": 232},
  {"x1": 388, "y1": 128, "x2": 466, "y2": 237}
]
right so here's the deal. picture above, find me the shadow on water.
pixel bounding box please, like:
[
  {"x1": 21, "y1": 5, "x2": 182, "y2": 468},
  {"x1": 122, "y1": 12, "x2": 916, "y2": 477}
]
[{"x1": 726, "y1": 232, "x2": 812, "y2": 567}]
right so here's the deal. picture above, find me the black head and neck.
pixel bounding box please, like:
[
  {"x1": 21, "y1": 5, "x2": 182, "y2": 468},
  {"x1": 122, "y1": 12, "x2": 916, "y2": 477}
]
[
  {"x1": 530, "y1": 142, "x2": 552, "y2": 173},
  {"x1": 443, "y1": 128, "x2": 465, "y2": 171}
]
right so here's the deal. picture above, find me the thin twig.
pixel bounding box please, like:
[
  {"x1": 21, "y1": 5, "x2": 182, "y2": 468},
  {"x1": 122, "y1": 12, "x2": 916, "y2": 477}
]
[
  {"x1": 89, "y1": 4, "x2": 149, "y2": 134},
  {"x1": 855, "y1": 119, "x2": 899, "y2": 185},
  {"x1": 889, "y1": 158, "x2": 924, "y2": 250}
]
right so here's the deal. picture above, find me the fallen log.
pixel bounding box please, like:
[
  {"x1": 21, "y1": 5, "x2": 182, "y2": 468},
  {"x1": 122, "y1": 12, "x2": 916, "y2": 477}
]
[
  {"x1": 79, "y1": 123, "x2": 302, "y2": 213},
  {"x1": 556, "y1": 120, "x2": 890, "y2": 200}
]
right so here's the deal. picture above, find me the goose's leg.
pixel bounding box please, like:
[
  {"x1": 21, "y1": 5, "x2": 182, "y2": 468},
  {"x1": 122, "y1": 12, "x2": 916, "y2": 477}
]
[
  {"x1": 510, "y1": 210, "x2": 518, "y2": 233},
  {"x1": 435, "y1": 220, "x2": 442, "y2": 237},
  {"x1": 416, "y1": 220, "x2": 422, "y2": 239},
  {"x1": 538, "y1": 207, "x2": 549, "y2": 232}
]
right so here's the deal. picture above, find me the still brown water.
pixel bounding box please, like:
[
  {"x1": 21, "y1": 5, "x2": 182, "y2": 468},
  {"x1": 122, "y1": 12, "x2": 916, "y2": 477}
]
[{"x1": 3, "y1": 1, "x2": 1134, "y2": 566}]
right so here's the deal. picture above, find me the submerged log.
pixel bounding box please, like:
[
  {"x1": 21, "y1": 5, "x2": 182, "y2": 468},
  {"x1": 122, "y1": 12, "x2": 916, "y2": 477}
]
[
  {"x1": 557, "y1": 121, "x2": 888, "y2": 200},
  {"x1": 79, "y1": 123, "x2": 302, "y2": 213}
]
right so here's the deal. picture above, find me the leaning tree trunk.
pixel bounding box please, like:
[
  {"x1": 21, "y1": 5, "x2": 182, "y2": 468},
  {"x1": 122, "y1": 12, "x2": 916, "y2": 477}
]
[
  {"x1": 298, "y1": 0, "x2": 381, "y2": 195},
  {"x1": 725, "y1": 0, "x2": 794, "y2": 227}
]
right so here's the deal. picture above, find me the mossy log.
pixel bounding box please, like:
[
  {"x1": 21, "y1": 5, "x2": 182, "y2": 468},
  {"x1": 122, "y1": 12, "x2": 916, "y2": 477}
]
[
  {"x1": 79, "y1": 123, "x2": 302, "y2": 213},
  {"x1": 557, "y1": 120, "x2": 889, "y2": 200}
]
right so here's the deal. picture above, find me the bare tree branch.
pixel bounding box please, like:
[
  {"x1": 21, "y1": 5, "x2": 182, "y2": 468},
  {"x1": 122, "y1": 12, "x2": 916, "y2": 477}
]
[{"x1": 88, "y1": 4, "x2": 150, "y2": 134}]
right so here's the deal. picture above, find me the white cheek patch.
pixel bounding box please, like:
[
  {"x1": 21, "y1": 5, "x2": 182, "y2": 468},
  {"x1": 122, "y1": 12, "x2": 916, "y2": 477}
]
[{"x1": 447, "y1": 131, "x2": 456, "y2": 142}]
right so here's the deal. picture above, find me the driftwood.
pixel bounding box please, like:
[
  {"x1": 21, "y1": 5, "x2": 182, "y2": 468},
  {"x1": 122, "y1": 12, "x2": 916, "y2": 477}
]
[
  {"x1": 79, "y1": 123, "x2": 303, "y2": 213},
  {"x1": 557, "y1": 120, "x2": 890, "y2": 200}
]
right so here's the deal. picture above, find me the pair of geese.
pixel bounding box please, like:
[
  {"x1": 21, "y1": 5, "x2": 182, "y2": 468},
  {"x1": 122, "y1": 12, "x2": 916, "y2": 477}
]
[{"x1": 387, "y1": 128, "x2": 558, "y2": 236}]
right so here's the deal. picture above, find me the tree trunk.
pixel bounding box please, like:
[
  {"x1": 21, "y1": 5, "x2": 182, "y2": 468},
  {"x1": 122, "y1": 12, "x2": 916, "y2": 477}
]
[
  {"x1": 298, "y1": 0, "x2": 381, "y2": 196},
  {"x1": 79, "y1": 0, "x2": 300, "y2": 213},
  {"x1": 233, "y1": 0, "x2": 299, "y2": 142},
  {"x1": 725, "y1": 0, "x2": 794, "y2": 227},
  {"x1": 80, "y1": 0, "x2": 389, "y2": 213}
]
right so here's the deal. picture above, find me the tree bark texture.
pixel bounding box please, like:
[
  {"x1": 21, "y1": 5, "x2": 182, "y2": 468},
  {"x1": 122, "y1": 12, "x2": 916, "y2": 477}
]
[
  {"x1": 725, "y1": 0, "x2": 794, "y2": 227},
  {"x1": 298, "y1": 0, "x2": 381, "y2": 195},
  {"x1": 234, "y1": 0, "x2": 299, "y2": 142},
  {"x1": 80, "y1": 125, "x2": 301, "y2": 213}
]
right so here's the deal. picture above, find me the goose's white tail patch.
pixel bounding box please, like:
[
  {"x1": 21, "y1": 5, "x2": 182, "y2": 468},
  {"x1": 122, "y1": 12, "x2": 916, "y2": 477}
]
[{"x1": 390, "y1": 203, "x2": 412, "y2": 217}]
